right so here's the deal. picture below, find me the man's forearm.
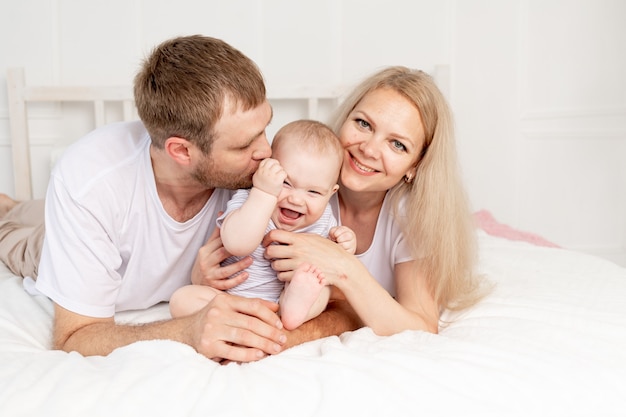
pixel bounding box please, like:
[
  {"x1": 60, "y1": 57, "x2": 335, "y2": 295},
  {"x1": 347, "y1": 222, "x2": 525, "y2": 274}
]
[
  {"x1": 53, "y1": 302, "x2": 193, "y2": 356},
  {"x1": 54, "y1": 296, "x2": 288, "y2": 363},
  {"x1": 56, "y1": 316, "x2": 189, "y2": 357},
  {"x1": 284, "y1": 300, "x2": 362, "y2": 349}
]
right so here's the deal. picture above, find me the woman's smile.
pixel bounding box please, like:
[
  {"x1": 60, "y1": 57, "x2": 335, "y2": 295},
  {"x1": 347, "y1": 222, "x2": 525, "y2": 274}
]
[{"x1": 349, "y1": 152, "x2": 378, "y2": 175}]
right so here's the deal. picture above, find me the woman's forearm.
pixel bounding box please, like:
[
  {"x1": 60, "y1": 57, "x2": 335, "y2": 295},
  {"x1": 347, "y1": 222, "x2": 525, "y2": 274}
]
[
  {"x1": 263, "y1": 230, "x2": 439, "y2": 335},
  {"x1": 339, "y1": 284, "x2": 438, "y2": 335},
  {"x1": 327, "y1": 260, "x2": 439, "y2": 335}
]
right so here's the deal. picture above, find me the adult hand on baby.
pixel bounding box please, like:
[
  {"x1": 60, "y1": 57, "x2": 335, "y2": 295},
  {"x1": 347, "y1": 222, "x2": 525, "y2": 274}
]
[
  {"x1": 252, "y1": 158, "x2": 286, "y2": 197},
  {"x1": 263, "y1": 229, "x2": 362, "y2": 284},
  {"x1": 187, "y1": 293, "x2": 286, "y2": 363},
  {"x1": 191, "y1": 225, "x2": 253, "y2": 290}
]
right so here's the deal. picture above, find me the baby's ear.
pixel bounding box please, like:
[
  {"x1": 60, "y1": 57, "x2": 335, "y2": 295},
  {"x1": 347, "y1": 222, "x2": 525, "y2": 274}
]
[{"x1": 331, "y1": 184, "x2": 340, "y2": 194}]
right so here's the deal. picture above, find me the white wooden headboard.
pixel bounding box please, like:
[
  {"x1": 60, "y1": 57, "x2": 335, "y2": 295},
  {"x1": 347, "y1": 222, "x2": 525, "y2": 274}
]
[{"x1": 6, "y1": 68, "x2": 343, "y2": 200}]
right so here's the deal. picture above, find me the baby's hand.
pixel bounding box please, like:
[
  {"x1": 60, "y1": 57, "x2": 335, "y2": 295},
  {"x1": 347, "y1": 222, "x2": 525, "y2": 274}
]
[
  {"x1": 329, "y1": 226, "x2": 357, "y2": 255},
  {"x1": 253, "y1": 158, "x2": 287, "y2": 197}
]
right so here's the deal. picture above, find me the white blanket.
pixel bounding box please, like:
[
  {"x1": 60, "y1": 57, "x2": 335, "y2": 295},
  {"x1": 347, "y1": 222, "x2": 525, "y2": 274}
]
[{"x1": 1, "y1": 232, "x2": 625, "y2": 416}]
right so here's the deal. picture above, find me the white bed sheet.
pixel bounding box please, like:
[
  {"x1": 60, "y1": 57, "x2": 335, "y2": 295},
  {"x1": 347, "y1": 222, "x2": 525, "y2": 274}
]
[{"x1": 1, "y1": 231, "x2": 625, "y2": 416}]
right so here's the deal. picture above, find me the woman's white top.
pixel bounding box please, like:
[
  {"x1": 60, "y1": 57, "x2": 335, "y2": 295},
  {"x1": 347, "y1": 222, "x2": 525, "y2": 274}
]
[{"x1": 329, "y1": 193, "x2": 412, "y2": 297}]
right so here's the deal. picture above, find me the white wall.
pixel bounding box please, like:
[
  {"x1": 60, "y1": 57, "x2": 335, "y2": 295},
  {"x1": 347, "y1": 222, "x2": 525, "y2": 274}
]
[{"x1": 1, "y1": 0, "x2": 625, "y2": 266}]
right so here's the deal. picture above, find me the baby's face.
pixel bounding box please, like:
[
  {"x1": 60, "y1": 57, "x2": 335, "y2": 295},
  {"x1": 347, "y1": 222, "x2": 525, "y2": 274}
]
[{"x1": 270, "y1": 146, "x2": 339, "y2": 232}]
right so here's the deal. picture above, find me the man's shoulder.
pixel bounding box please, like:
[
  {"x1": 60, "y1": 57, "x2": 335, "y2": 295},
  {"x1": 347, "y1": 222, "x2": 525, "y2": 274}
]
[
  {"x1": 50, "y1": 121, "x2": 151, "y2": 198},
  {"x1": 56, "y1": 121, "x2": 148, "y2": 163},
  {"x1": 78, "y1": 120, "x2": 148, "y2": 149}
]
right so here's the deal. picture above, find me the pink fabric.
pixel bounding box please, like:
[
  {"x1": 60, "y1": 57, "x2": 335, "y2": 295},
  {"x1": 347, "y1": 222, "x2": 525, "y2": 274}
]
[{"x1": 474, "y1": 210, "x2": 560, "y2": 248}]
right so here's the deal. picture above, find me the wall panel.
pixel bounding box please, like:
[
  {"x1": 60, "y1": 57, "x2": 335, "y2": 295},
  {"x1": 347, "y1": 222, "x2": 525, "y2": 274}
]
[
  {"x1": 339, "y1": 0, "x2": 450, "y2": 82},
  {"x1": 1, "y1": 0, "x2": 624, "y2": 265},
  {"x1": 517, "y1": 0, "x2": 626, "y2": 264}
]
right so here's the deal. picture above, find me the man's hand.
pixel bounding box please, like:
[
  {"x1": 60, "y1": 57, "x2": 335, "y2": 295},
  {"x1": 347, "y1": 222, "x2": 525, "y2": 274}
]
[
  {"x1": 53, "y1": 292, "x2": 287, "y2": 363},
  {"x1": 189, "y1": 293, "x2": 287, "y2": 362},
  {"x1": 191, "y1": 226, "x2": 253, "y2": 289}
]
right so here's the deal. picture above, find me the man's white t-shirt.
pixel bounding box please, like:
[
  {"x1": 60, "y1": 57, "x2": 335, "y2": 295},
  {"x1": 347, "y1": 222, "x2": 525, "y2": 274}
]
[
  {"x1": 35, "y1": 121, "x2": 233, "y2": 317},
  {"x1": 329, "y1": 193, "x2": 412, "y2": 298}
]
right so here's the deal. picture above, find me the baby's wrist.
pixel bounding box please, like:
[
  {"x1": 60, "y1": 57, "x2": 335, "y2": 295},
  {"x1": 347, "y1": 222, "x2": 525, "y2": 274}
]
[{"x1": 250, "y1": 186, "x2": 280, "y2": 201}]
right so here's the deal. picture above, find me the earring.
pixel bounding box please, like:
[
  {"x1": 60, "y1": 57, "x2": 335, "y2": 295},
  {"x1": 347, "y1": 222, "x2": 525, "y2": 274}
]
[{"x1": 404, "y1": 174, "x2": 413, "y2": 184}]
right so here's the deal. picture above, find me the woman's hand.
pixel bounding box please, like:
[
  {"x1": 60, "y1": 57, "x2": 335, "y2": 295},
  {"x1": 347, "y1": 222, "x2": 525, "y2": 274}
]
[
  {"x1": 191, "y1": 226, "x2": 253, "y2": 290},
  {"x1": 263, "y1": 231, "x2": 439, "y2": 336},
  {"x1": 262, "y1": 229, "x2": 359, "y2": 283}
]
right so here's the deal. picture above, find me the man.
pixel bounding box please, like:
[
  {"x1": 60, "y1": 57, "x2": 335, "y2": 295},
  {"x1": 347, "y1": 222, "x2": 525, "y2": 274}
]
[{"x1": 0, "y1": 35, "x2": 359, "y2": 363}]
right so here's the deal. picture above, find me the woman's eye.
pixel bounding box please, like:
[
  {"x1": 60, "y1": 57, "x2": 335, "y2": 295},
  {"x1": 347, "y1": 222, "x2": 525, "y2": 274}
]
[
  {"x1": 356, "y1": 118, "x2": 370, "y2": 129},
  {"x1": 392, "y1": 140, "x2": 407, "y2": 152}
]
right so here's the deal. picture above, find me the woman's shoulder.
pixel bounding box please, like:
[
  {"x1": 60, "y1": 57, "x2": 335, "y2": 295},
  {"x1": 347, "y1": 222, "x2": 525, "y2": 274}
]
[{"x1": 383, "y1": 190, "x2": 409, "y2": 218}]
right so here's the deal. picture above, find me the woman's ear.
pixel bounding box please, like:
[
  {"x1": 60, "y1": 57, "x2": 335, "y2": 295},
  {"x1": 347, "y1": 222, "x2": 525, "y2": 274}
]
[
  {"x1": 164, "y1": 137, "x2": 192, "y2": 166},
  {"x1": 404, "y1": 166, "x2": 417, "y2": 183}
]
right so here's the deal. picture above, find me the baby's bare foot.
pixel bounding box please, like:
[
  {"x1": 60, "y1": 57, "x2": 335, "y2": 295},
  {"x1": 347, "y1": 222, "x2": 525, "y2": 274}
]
[
  {"x1": 0, "y1": 194, "x2": 18, "y2": 218},
  {"x1": 280, "y1": 263, "x2": 326, "y2": 330}
]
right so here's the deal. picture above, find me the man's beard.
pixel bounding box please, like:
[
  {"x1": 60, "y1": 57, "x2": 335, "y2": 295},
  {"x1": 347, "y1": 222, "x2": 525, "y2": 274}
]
[{"x1": 192, "y1": 158, "x2": 254, "y2": 190}]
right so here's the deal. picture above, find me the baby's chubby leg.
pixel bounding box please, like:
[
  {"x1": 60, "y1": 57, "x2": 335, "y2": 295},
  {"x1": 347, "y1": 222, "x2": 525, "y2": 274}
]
[
  {"x1": 169, "y1": 285, "x2": 222, "y2": 317},
  {"x1": 279, "y1": 263, "x2": 330, "y2": 330}
]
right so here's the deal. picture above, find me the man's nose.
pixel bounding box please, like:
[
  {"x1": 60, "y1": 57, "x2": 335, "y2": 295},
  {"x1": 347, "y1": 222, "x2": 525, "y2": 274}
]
[{"x1": 252, "y1": 136, "x2": 272, "y2": 160}]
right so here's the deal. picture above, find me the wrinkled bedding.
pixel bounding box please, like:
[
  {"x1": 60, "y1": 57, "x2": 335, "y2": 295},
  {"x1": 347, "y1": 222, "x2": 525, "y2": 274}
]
[{"x1": 1, "y1": 231, "x2": 625, "y2": 416}]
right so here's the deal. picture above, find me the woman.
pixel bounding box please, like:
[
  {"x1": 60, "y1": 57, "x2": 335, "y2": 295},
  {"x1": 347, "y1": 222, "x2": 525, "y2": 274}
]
[{"x1": 263, "y1": 66, "x2": 486, "y2": 336}]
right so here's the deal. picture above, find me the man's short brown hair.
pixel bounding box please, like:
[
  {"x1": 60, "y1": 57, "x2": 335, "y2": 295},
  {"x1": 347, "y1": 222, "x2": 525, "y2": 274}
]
[{"x1": 134, "y1": 35, "x2": 266, "y2": 152}]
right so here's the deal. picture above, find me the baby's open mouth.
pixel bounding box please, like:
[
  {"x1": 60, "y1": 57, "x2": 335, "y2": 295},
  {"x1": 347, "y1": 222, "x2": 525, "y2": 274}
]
[{"x1": 280, "y1": 208, "x2": 302, "y2": 220}]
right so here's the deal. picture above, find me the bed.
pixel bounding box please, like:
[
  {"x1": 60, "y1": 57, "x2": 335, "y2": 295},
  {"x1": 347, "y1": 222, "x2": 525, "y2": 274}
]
[{"x1": 2, "y1": 69, "x2": 626, "y2": 416}]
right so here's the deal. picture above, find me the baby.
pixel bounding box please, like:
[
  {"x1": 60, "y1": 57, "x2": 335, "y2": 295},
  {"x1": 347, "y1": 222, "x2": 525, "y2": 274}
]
[{"x1": 170, "y1": 120, "x2": 356, "y2": 330}]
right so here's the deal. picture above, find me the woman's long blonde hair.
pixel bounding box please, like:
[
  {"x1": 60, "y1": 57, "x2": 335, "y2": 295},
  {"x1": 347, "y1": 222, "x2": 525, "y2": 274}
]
[{"x1": 330, "y1": 66, "x2": 486, "y2": 312}]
